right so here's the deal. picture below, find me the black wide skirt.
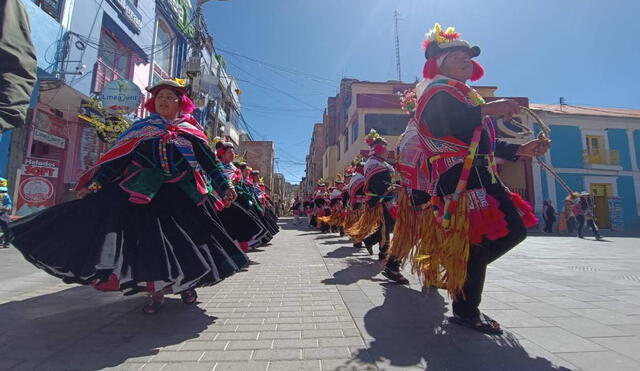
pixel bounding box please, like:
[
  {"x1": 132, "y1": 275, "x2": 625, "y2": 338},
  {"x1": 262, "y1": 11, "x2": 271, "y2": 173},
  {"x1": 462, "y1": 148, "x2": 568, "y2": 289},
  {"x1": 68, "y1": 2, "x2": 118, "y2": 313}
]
[
  {"x1": 8, "y1": 182, "x2": 249, "y2": 295},
  {"x1": 218, "y1": 201, "x2": 268, "y2": 243}
]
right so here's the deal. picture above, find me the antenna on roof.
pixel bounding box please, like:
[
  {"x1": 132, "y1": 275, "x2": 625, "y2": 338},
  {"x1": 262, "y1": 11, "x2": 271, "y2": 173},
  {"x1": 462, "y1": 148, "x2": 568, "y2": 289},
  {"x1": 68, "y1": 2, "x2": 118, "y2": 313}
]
[{"x1": 393, "y1": 10, "x2": 402, "y2": 81}]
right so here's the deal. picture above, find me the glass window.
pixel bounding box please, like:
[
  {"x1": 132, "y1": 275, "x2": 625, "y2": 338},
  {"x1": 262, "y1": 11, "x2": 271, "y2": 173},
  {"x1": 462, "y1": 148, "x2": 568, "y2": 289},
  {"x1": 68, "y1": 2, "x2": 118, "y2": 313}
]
[
  {"x1": 155, "y1": 21, "x2": 173, "y2": 74},
  {"x1": 34, "y1": 0, "x2": 62, "y2": 20},
  {"x1": 364, "y1": 114, "x2": 408, "y2": 136},
  {"x1": 351, "y1": 121, "x2": 359, "y2": 144},
  {"x1": 98, "y1": 29, "x2": 130, "y2": 78}
]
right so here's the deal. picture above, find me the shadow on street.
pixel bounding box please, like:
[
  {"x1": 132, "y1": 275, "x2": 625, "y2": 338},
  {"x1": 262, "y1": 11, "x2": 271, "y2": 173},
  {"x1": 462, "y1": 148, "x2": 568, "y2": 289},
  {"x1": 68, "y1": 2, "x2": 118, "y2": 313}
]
[
  {"x1": 0, "y1": 286, "x2": 216, "y2": 370},
  {"x1": 346, "y1": 284, "x2": 571, "y2": 371},
  {"x1": 321, "y1": 257, "x2": 382, "y2": 286}
]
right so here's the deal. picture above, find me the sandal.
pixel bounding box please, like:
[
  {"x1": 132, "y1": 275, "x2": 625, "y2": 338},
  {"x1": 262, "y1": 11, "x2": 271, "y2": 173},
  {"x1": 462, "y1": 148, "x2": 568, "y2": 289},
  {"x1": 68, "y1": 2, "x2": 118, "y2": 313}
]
[
  {"x1": 142, "y1": 297, "x2": 164, "y2": 314},
  {"x1": 449, "y1": 313, "x2": 503, "y2": 335},
  {"x1": 381, "y1": 268, "x2": 410, "y2": 285},
  {"x1": 180, "y1": 289, "x2": 198, "y2": 304}
]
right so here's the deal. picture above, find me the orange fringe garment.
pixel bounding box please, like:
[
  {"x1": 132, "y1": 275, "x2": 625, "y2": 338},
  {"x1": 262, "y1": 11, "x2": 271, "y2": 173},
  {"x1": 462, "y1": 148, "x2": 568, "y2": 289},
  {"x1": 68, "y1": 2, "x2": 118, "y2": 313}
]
[
  {"x1": 389, "y1": 190, "x2": 471, "y2": 299},
  {"x1": 345, "y1": 203, "x2": 385, "y2": 245}
]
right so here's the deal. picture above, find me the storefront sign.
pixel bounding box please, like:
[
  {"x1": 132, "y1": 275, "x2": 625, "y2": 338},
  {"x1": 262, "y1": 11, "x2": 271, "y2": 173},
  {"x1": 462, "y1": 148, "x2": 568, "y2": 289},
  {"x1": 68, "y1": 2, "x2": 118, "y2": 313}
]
[
  {"x1": 100, "y1": 79, "x2": 142, "y2": 114},
  {"x1": 162, "y1": 0, "x2": 194, "y2": 36},
  {"x1": 33, "y1": 128, "x2": 66, "y2": 149},
  {"x1": 15, "y1": 176, "x2": 56, "y2": 216},
  {"x1": 20, "y1": 157, "x2": 60, "y2": 178},
  {"x1": 608, "y1": 197, "x2": 624, "y2": 231},
  {"x1": 14, "y1": 157, "x2": 60, "y2": 216},
  {"x1": 78, "y1": 125, "x2": 101, "y2": 173},
  {"x1": 111, "y1": 0, "x2": 143, "y2": 33}
]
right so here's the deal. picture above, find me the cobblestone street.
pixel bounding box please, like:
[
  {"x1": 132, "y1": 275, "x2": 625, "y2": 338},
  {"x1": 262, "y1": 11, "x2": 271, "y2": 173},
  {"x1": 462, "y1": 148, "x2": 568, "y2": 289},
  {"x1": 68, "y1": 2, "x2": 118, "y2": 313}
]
[{"x1": 1, "y1": 218, "x2": 640, "y2": 370}]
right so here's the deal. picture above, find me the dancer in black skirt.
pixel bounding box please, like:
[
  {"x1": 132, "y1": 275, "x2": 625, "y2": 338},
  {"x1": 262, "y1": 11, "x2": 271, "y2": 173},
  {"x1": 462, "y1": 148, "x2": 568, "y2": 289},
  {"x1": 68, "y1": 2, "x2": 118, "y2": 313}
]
[
  {"x1": 215, "y1": 140, "x2": 268, "y2": 252},
  {"x1": 8, "y1": 79, "x2": 249, "y2": 314}
]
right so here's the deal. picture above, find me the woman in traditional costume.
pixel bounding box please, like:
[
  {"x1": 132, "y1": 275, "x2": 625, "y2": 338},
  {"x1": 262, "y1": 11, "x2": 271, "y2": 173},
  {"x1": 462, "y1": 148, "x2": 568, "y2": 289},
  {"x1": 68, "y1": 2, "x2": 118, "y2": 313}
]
[
  {"x1": 347, "y1": 130, "x2": 409, "y2": 284},
  {"x1": 391, "y1": 24, "x2": 550, "y2": 334},
  {"x1": 313, "y1": 180, "x2": 331, "y2": 233},
  {"x1": 8, "y1": 79, "x2": 249, "y2": 314},
  {"x1": 215, "y1": 140, "x2": 269, "y2": 252},
  {"x1": 344, "y1": 156, "x2": 367, "y2": 249}
]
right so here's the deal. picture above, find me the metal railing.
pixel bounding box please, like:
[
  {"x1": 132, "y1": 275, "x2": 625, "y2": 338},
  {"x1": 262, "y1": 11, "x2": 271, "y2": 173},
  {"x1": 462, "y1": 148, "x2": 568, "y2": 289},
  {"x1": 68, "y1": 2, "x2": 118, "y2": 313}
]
[{"x1": 582, "y1": 149, "x2": 621, "y2": 165}]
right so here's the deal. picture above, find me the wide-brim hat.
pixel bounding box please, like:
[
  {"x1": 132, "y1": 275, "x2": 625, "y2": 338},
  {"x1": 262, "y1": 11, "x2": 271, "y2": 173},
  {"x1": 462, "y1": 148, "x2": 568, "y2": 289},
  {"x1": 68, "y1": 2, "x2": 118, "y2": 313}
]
[
  {"x1": 146, "y1": 79, "x2": 188, "y2": 95},
  {"x1": 423, "y1": 23, "x2": 480, "y2": 60},
  {"x1": 425, "y1": 40, "x2": 480, "y2": 60}
]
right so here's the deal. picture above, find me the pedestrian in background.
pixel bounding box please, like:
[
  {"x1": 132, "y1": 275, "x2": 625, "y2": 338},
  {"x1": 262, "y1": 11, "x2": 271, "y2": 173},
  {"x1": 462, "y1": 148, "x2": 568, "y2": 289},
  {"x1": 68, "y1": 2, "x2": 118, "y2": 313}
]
[
  {"x1": 564, "y1": 195, "x2": 577, "y2": 234},
  {"x1": 290, "y1": 197, "x2": 302, "y2": 224},
  {"x1": 542, "y1": 200, "x2": 556, "y2": 233},
  {"x1": 0, "y1": 177, "x2": 12, "y2": 248},
  {"x1": 581, "y1": 193, "x2": 603, "y2": 240}
]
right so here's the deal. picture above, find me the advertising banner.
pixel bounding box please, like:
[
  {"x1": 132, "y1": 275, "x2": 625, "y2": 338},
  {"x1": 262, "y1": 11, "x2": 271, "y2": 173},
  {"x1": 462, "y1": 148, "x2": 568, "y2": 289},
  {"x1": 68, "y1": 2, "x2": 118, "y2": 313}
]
[{"x1": 14, "y1": 157, "x2": 59, "y2": 216}]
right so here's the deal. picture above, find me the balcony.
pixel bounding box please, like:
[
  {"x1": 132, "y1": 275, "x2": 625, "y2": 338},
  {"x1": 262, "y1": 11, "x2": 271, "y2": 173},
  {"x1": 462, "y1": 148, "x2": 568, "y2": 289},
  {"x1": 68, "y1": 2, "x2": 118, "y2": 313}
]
[{"x1": 582, "y1": 149, "x2": 621, "y2": 166}]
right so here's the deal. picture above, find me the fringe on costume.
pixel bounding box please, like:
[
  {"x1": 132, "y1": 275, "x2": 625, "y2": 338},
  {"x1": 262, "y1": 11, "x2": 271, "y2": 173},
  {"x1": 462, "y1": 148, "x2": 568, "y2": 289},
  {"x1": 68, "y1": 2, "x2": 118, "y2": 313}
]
[
  {"x1": 391, "y1": 193, "x2": 471, "y2": 299},
  {"x1": 346, "y1": 203, "x2": 384, "y2": 244},
  {"x1": 510, "y1": 192, "x2": 539, "y2": 228},
  {"x1": 317, "y1": 215, "x2": 331, "y2": 224},
  {"x1": 389, "y1": 190, "x2": 424, "y2": 266}
]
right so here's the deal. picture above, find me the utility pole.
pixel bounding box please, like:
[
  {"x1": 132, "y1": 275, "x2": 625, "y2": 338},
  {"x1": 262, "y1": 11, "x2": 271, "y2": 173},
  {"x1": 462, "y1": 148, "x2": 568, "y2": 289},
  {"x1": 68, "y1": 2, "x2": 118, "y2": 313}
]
[{"x1": 393, "y1": 10, "x2": 402, "y2": 82}]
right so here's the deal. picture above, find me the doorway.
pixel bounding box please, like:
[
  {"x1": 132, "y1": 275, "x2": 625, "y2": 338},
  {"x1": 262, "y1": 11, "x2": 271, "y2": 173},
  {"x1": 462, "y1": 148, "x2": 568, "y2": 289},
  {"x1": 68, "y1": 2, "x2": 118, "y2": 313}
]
[{"x1": 589, "y1": 183, "x2": 612, "y2": 228}]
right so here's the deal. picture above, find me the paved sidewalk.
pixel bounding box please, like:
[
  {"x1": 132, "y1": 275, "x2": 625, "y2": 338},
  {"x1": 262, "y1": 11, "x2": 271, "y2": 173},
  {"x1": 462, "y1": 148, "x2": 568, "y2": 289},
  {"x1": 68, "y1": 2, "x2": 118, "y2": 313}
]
[{"x1": 0, "y1": 218, "x2": 639, "y2": 370}]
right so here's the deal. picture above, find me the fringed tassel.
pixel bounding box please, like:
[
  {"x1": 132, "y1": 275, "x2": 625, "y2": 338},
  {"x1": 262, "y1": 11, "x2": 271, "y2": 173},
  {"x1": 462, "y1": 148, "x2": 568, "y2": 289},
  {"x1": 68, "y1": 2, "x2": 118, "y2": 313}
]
[
  {"x1": 317, "y1": 216, "x2": 331, "y2": 224},
  {"x1": 389, "y1": 190, "x2": 421, "y2": 266},
  {"x1": 413, "y1": 196, "x2": 470, "y2": 299},
  {"x1": 346, "y1": 203, "x2": 384, "y2": 244}
]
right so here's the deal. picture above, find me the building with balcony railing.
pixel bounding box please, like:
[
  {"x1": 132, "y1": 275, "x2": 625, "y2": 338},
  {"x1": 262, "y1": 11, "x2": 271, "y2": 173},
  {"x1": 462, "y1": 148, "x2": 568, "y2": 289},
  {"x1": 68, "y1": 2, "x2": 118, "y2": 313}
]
[
  {"x1": 530, "y1": 104, "x2": 640, "y2": 231},
  {"x1": 582, "y1": 149, "x2": 621, "y2": 167}
]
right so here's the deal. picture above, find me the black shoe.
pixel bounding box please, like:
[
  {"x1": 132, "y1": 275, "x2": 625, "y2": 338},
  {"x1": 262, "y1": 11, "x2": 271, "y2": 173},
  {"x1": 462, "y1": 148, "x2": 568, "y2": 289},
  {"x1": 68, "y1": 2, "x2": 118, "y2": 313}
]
[
  {"x1": 378, "y1": 252, "x2": 387, "y2": 261},
  {"x1": 381, "y1": 268, "x2": 409, "y2": 285},
  {"x1": 353, "y1": 243, "x2": 362, "y2": 249},
  {"x1": 365, "y1": 245, "x2": 373, "y2": 255}
]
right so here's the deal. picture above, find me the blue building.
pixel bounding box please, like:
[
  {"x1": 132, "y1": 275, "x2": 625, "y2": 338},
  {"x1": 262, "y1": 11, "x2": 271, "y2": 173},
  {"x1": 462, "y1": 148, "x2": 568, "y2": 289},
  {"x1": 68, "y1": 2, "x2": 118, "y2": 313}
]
[{"x1": 530, "y1": 104, "x2": 640, "y2": 232}]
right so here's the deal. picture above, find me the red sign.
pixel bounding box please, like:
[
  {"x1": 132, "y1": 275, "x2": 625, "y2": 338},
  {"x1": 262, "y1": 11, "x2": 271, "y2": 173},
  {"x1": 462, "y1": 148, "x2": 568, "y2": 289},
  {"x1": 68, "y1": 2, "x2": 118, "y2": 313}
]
[
  {"x1": 20, "y1": 157, "x2": 60, "y2": 178},
  {"x1": 14, "y1": 157, "x2": 60, "y2": 216},
  {"x1": 14, "y1": 176, "x2": 56, "y2": 216}
]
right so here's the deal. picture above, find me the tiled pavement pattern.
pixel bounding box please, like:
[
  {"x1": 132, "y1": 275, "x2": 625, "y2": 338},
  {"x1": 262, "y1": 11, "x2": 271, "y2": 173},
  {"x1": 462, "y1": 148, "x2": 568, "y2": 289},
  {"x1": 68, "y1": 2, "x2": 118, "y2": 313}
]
[{"x1": 0, "y1": 218, "x2": 639, "y2": 370}]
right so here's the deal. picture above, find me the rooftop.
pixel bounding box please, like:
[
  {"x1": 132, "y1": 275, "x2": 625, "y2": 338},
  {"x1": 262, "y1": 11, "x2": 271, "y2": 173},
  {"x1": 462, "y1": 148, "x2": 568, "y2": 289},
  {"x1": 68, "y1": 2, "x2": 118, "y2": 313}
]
[{"x1": 530, "y1": 104, "x2": 640, "y2": 119}]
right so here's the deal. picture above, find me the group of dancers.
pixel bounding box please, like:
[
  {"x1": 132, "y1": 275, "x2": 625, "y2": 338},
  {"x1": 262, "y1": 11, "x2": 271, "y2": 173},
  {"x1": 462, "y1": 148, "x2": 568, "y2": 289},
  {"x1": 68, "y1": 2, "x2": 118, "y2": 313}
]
[
  {"x1": 6, "y1": 78, "x2": 279, "y2": 314},
  {"x1": 7, "y1": 23, "x2": 552, "y2": 335},
  {"x1": 299, "y1": 23, "x2": 551, "y2": 335}
]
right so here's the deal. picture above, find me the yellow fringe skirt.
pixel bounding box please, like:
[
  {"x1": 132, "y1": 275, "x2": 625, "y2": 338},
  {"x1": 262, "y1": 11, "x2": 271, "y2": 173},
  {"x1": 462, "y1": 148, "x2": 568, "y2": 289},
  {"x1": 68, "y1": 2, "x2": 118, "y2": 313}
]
[
  {"x1": 345, "y1": 203, "x2": 385, "y2": 245},
  {"x1": 389, "y1": 190, "x2": 471, "y2": 299}
]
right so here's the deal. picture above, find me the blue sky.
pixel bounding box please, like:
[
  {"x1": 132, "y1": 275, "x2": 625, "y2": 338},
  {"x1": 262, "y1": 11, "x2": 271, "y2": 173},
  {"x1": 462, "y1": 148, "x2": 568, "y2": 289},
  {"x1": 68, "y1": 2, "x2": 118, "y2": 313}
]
[{"x1": 202, "y1": 0, "x2": 640, "y2": 184}]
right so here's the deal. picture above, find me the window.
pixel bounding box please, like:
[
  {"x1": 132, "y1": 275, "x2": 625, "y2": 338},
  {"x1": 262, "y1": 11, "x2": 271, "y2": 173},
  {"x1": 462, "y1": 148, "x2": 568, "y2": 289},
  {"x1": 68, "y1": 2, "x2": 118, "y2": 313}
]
[
  {"x1": 154, "y1": 21, "x2": 174, "y2": 76},
  {"x1": 34, "y1": 0, "x2": 63, "y2": 20},
  {"x1": 364, "y1": 114, "x2": 408, "y2": 136},
  {"x1": 343, "y1": 129, "x2": 349, "y2": 152},
  {"x1": 94, "y1": 28, "x2": 133, "y2": 92},
  {"x1": 351, "y1": 121, "x2": 359, "y2": 144}
]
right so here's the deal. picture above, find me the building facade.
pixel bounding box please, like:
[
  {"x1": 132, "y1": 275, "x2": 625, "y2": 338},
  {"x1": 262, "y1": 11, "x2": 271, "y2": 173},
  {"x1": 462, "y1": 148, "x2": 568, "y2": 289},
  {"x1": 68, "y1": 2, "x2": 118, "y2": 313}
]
[
  {"x1": 305, "y1": 79, "x2": 537, "y2": 207},
  {"x1": 530, "y1": 104, "x2": 640, "y2": 231},
  {"x1": 4, "y1": 0, "x2": 249, "y2": 215},
  {"x1": 240, "y1": 141, "x2": 275, "y2": 192}
]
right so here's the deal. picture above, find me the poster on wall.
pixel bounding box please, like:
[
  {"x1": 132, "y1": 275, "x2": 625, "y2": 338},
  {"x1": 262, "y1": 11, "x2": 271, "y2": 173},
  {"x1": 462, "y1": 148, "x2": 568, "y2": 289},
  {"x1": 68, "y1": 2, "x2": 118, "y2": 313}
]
[
  {"x1": 78, "y1": 125, "x2": 101, "y2": 174},
  {"x1": 608, "y1": 197, "x2": 624, "y2": 231},
  {"x1": 14, "y1": 157, "x2": 59, "y2": 217}
]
